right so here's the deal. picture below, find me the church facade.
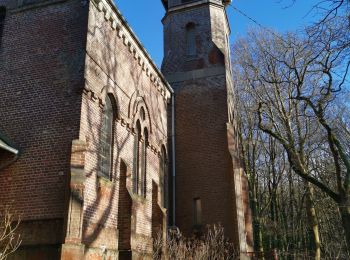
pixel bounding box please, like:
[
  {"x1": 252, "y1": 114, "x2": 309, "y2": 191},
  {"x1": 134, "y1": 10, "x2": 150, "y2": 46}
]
[{"x1": 0, "y1": 0, "x2": 252, "y2": 259}]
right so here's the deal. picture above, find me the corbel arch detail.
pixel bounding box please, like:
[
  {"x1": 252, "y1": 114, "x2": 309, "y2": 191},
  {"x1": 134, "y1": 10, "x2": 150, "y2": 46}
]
[{"x1": 128, "y1": 91, "x2": 152, "y2": 135}]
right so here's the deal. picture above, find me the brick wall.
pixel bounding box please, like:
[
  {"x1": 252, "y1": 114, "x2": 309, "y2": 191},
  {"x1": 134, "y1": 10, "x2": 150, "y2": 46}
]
[
  {"x1": 0, "y1": 0, "x2": 88, "y2": 258},
  {"x1": 73, "y1": 0, "x2": 171, "y2": 257},
  {"x1": 170, "y1": 76, "x2": 237, "y2": 239}
]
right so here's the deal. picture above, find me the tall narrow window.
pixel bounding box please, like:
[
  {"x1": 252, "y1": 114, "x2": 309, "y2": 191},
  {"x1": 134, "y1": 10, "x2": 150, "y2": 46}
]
[
  {"x1": 0, "y1": 7, "x2": 6, "y2": 44},
  {"x1": 160, "y1": 147, "x2": 167, "y2": 208},
  {"x1": 133, "y1": 120, "x2": 141, "y2": 194},
  {"x1": 140, "y1": 128, "x2": 148, "y2": 198},
  {"x1": 99, "y1": 95, "x2": 114, "y2": 179},
  {"x1": 133, "y1": 108, "x2": 149, "y2": 197},
  {"x1": 193, "y1": 198, "x2": 202, "y2": 226},
  {"x1": 186, "y1": 23, "x2": 196, "y2": 56}
]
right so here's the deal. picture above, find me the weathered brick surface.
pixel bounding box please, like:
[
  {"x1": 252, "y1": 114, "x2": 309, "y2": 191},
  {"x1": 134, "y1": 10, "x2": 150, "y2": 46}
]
[
  {"x1": 170, "y1": 76, "x2": 238, "y2": 238},
  {"x1": 0, "y1": 0, "x2": 87, "y2": 220},
  {"x1": 163, "y1": 5, "x2": 214, "y2": 73}
]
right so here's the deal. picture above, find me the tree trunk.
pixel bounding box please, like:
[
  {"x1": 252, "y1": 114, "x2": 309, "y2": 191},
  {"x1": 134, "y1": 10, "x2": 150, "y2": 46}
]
[
  {"x1": 304, "y1": 182, "x2": 321, "y2": 260},
  {"x1": 339, "y1": 195, "x2": 350, "y2": 256},
  {"x1": 251, "y1": 186, "x2": 264, "y2": 256}
]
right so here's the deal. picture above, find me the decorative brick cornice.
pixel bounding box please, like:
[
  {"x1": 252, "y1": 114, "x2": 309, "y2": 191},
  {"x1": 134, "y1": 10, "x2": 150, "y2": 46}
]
[{"x1": 91, "y1": 0, "x2": 173, "y2": 101}]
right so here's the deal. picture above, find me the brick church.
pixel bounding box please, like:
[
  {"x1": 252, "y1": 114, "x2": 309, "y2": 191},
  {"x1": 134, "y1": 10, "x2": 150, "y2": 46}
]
[{"x1": 0, "y1": 0, "x2": 253, "y2": 258}]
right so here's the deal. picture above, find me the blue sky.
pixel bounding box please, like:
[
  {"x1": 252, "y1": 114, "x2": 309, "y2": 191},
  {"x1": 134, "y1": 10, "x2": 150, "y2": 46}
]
[{"x1": 115, "y1": 0, "x2": 323, "y2": 67}]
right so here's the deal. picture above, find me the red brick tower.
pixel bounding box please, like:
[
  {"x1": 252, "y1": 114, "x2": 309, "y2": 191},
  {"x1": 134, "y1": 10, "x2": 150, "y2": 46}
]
[{"x1": 161, "y1": 0, "x2": 253, "y2": 255}]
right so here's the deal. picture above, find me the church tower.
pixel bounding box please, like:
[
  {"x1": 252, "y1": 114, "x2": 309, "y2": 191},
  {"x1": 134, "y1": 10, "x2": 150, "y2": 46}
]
[{"x1": 161, "y1": 0, "x2": 253, "y2": 255}]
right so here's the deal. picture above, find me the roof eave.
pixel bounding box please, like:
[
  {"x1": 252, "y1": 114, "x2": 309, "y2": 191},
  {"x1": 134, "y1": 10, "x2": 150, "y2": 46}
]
[
  {"x1": 0, "y1": 141, "x2": 19, "y2": 155},
  {"x1": 0, "y1": 136, "x2": 19, "y2": 155}
]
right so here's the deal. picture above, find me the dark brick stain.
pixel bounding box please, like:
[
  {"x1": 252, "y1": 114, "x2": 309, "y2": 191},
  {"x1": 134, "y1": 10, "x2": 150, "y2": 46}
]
[{"x1": 208, "y1": 46, "x2": 225, "y2": 65}]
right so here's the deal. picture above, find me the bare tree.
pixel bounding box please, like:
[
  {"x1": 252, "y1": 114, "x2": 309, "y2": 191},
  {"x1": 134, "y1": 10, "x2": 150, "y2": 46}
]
[
  {"x1": 0, "y1": 205, "x2": 21, "y2": 260},
  {"x1": 233, "y1": 22, "x2": 350, "y2": 257},
  {"x1": 281, "y1": 0, "x2": 349, "y2": 21},
  {"x1": 238, "y1": 95, "x2": 265, "y2": 256}
]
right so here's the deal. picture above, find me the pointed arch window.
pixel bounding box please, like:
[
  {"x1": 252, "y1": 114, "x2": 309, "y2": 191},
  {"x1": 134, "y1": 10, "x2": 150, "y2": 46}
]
[
  {"x1": 99, "y1": 94, "x2": 114, "y2": 179},
  {"x1": 186, "y1": 23, "x2": 196, "y2": 56}
]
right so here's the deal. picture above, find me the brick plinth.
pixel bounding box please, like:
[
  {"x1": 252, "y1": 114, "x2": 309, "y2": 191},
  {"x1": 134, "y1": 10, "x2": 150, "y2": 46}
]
[{"x1": 61, "y1": 244, "x2": 85, "y2": 260}]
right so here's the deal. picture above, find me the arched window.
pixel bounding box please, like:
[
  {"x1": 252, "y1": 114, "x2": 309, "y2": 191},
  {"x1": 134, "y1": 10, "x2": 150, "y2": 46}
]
[
  {"x1": 140, "y1": 128, "x2": 148, "y2": 198},
  {"x1": 160, "y1": 146, "x2": 168, "y2": 208},
  {"x1": 0, "y1": 7, "x2": 6, "y2": 44},
  {"x1": 133, "y1": 120, "x2": 141, "y2": 194},
  {"x1": 99, "y1": 94, "x2": 114, "y2": 179},
  {"x1": 186, "y1": 23, "x2": 196, "y2": 56}
]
